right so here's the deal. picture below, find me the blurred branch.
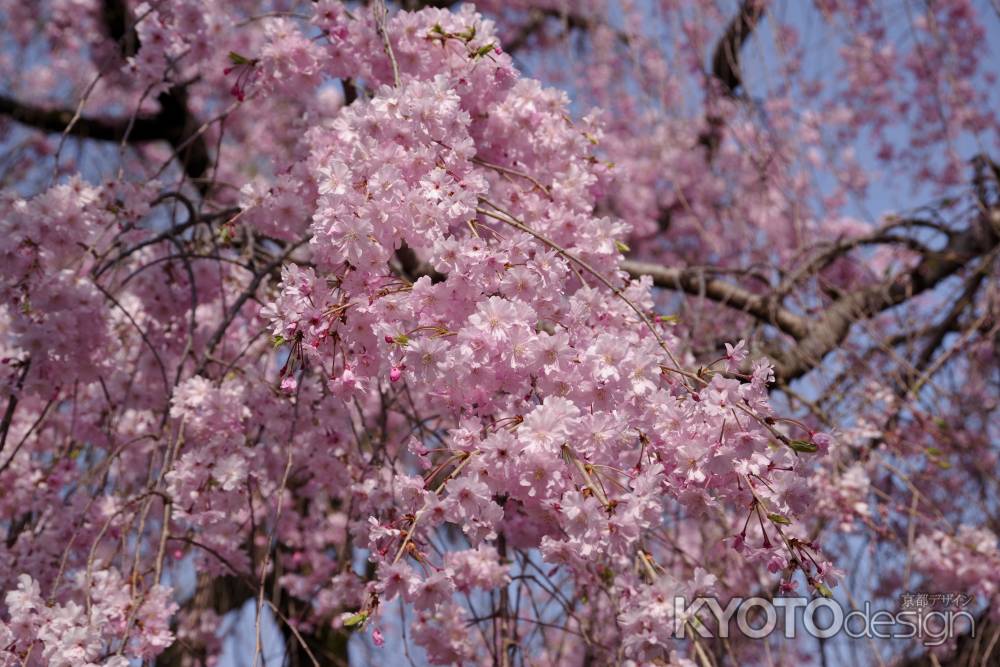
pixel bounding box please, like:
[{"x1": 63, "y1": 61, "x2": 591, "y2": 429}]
[
  {"x1": 899, "y1": 607, "x2": 997, "y2": 667},
  {"x1": 710, "y1": 0, "x2": 766, "y2": 96},
  {"x1": 699, "y1": 0, "x2": 766, "y2": 156},
  {"x1": 100, "y1": 0, "x2": 139, "y2": 57},
  {"x1": 0, "y1": 94, "x2": 157, "y2": 142},
  {"x1": 0, "y1": 0, "x2": 212, "y2": 190},
  {"x1": 0, "y1": 87, "x2": 211, "y2": 191}
]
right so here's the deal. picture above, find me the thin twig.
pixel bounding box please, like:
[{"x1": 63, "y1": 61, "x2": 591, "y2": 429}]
[
  {"x1": 373, "y1": 0, "x2": 401, "y2": 87},
  {"x1": 392, "y1": 452, "x2": 474, "y2": 564}
]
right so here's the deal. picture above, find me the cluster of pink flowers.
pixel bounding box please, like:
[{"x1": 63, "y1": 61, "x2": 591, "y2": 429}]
[
  {"x1": 0, "y1": 571, "x2": 175, "y2": 666},
  {"x1": 0, "y1": 0, "x2": 997, "y2": 664},
  {"x1": 913, "y1": 525, "x2": 1000, "y2": 619},
  {"x1": 1, "y1": 179, "x2": 116, "y2": 386},
  {"x1": 252, "y1": 6, "x2": 842, "y2": 659}
]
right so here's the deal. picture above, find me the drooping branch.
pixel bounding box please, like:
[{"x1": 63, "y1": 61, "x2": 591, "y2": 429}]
[
  {"x1": 905, "y1": 262, "x2": 990, "y2": 390},
  {"x1": 898, "y1": 607, "x2": 998, "y2": 667}
]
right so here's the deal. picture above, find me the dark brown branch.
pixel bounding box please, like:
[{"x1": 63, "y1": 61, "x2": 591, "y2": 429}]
[
  {"x1": 100, "y1": 0, "x2": 139, "y2": 58},
  {"x1": 396, "y1": 244, "x2": 445, "y2": 283},
  {"x1": 0, "y1": 87, "x2": 212, "y2": 189},
  {"x1": 624, "y1": 205, "x2": 999, "y2": 383},
  {"x1": 1, "y1": 0, "x2": 212, "y2": 189},
  {"x1": 154, "y1": 86, "x2": 211, "y2": 184},
  {"x1": 0, "y1": 359, "x2": 31, "y2": 457},
  {"x1": 401, "y1": 0, "x2": 455, "y2": 9},
  {"x1": 341, "y1": 78, "x2": 358, "y2": 106},
  {"x1": 698, "y1": 0, "x2": 766, "y2": 155},
  {"x1": 620, "y1": 260, "x2": 809, "y2": 340},
  {"x1": 710, "y1": 0, "x2": 766, "y2": 96},
  {"x1": 0, "y1": 94, "x2": 158, "y2": 142},
  {"x1": 772, "y1": 208, "x2": 1000, "y2": 382}
]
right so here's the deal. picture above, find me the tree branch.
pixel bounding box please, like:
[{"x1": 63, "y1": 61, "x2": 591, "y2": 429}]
[
  {"x1": 623, "y1": 206, "x2": 999, "y2": 383},
  {"x1": 620, "y1": 259, "x2": 808, "y2": 340},
  {"x1": 100, "y1": 0, "x2": 139, "y2": 58},
  {"x1": 698, "y1": 0, "x2": 766, "y2": 156},
  {"x1": 772, "y1": 208, "x2": 1000, "y2": 382},
  {"x1": 899, "y1": 607, "x2": 997, "y2": 666},
  {"x1": 0, "y1": 94, "x2": 158, "y2": 142},
  {"x1": 0, "y1": 87, "x2": 212, "y2": 187},
  {"x1": 0, "y1": 0, "x2": 212, "y2": 189},
  {"x1": 710, "y1": 0, "x2": 766, "y2": 96}
]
